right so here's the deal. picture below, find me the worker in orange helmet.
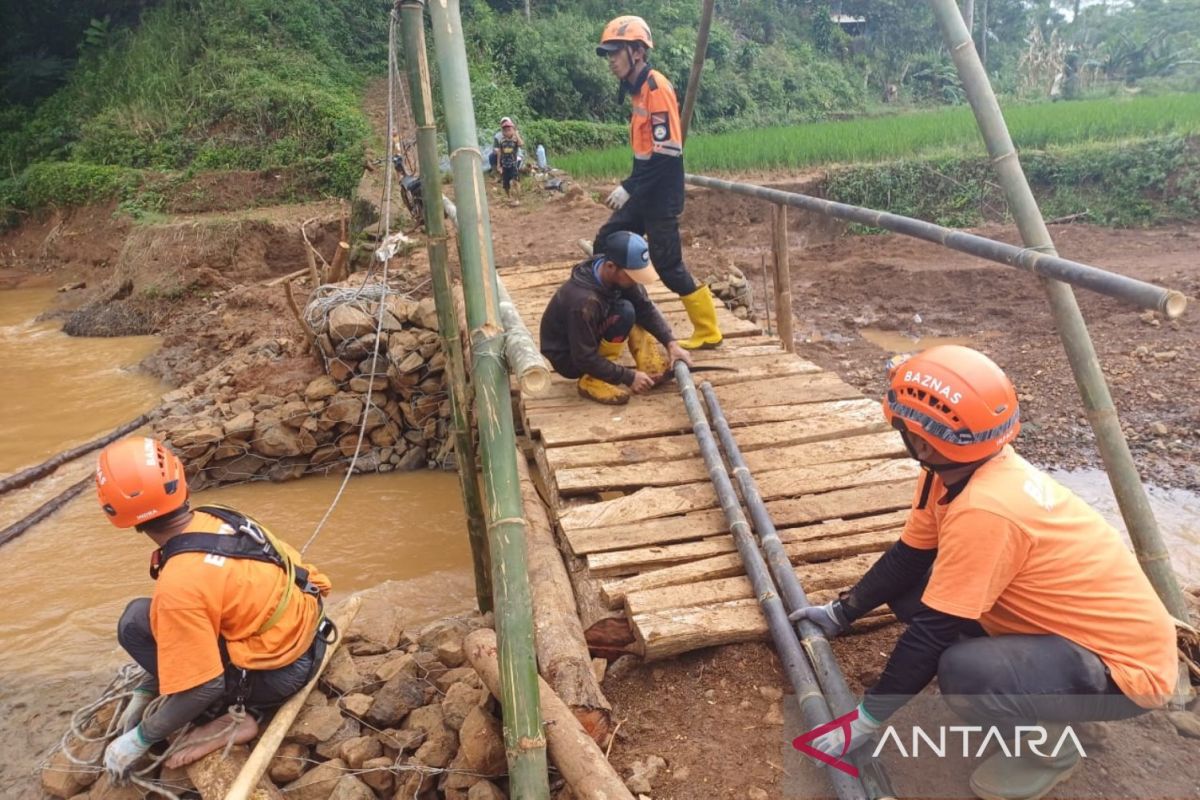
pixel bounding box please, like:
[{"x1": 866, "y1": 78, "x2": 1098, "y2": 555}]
[
  {"x1": 591, "y1": 15, "x2": 722, "y2": 351},
  {"x1": 95, "y1": 437, "x2": 333, "y2": 782},
  {"x1": 792, "y1": 346, "x2": 1177, "y2": 800}
]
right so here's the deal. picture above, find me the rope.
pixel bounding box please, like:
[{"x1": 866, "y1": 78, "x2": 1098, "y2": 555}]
[{"x1": 301, "y1": 10, "x2": 401, "y2": 558}]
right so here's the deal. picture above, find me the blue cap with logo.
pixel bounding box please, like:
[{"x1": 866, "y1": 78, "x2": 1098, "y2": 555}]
[{"x1": 602, "y1": 231, "x2": 658, "y2": 285}]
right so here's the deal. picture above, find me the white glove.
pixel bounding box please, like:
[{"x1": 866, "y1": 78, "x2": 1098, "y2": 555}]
[
  {"x1": 117, "y1": 689, "x2": 154, "y2": 734},
  {"x1": 605, "y1": 185, "x2": 630, "y2": 210},
  {"x1": 804, "y1": 704, "x2": 881, "y2": 761},
  {"x1": 104, "y1": 725, "x2": 152, "y2": 781}
]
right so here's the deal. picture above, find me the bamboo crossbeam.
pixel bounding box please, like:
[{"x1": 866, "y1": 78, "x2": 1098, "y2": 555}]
[
  {"x1": 0, "y1": 413, "x2": 152, "y2": 495},
  {"x1": 684, "y1": 174, "x2": 1186, "y2": 318}
]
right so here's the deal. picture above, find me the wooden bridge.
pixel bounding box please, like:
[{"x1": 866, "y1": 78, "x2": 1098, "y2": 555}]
[{"x1": 501, "y1": 259, "x2": 919, "y2": 661}]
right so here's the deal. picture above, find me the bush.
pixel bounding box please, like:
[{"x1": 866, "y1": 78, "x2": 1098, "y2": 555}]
[
  {"x1": 15, "y1": 161, "x2": 142, "y2": 208},
  {"x1": 520, "y1": 119, "x2": 626, "y2": 157}
]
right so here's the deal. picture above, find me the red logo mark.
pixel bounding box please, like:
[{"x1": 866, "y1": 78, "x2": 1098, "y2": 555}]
[{"x1": 792, "y1": 708, "x2": 860, "y2": 778}]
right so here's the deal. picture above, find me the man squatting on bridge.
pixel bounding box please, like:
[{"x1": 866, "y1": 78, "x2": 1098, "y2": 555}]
[
  {"x1": 95, "y1": 436, "x2": 335, "y2": 781},
  {"x1": 794, "y1": 346, "x2": 1178, "y2": 800},
  {"x1": 540, "y1": 230, "x2": 692, "y2": 405}
]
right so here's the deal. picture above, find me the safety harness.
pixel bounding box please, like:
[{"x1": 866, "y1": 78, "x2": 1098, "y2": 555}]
[{"x1": 149, "y1": 505, "x2": 326, "y2": 637}]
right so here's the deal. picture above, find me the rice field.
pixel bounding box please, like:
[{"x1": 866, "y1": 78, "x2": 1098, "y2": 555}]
[{"x1": 556, "y1": 93, "x2": 1200, "y2": 178}]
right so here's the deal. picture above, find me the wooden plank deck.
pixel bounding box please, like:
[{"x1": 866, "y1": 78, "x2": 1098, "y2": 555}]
[{"x1": 504, "y1": 260, "x2": 909, "y2": 661}]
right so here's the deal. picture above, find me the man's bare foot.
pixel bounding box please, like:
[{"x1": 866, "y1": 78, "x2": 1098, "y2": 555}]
[{"x1": 164, "y1": 711, "x2": 259, "y2": 769}]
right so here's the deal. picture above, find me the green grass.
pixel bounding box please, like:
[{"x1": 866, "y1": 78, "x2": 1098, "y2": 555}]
[{"x1": 557, "y1": 93, "x2": 1200, "y2": 178}]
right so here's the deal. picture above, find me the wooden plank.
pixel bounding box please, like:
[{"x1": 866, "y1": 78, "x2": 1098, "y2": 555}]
[
  {"x1": 530, "y1": 374, "x2": 864, "y2": 445},
  {"x1": 523, "y1": 355, "x2": 822, "y2": 409},
  {"x1": 624, "y1": 554, "x2": 879, "y2": 617},
  {"x1": 628, "y1": 582, "x2": 843, "y2": 621},
  {"x1": 554, "y1": 431, "x2": 905, "y2": 495},
  {"x1": 599, "y1": 530, "x2": 899, "y2": 607},
  {"x1": 586, "y1": 511, "x2": 909, "y2": 576},
  {"x1": 632, "y1": 600, "x2": 894, "y2": 661},
  {"x1": 541, "y1": 400, "x2": 885, "y2": 470},
  {"x1": 559, "y1": 459, "x2": 917, "y2": 533},
  {"x1": 565, "y1": 480, "x2": 912, "y2": 552}
]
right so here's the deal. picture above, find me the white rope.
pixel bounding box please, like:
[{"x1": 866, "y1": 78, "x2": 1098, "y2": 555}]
[{"x1": 301, "y1": 10, "x2": 401, "y2": 557}]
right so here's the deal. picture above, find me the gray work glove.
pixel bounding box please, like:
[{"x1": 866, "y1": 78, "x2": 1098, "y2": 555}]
[
  {"x1": 117, "y1": 688, "x2": 154, "y2": 734},
  {"x1": 789, "y1": 599, "x2": 851, "y2": 639}
]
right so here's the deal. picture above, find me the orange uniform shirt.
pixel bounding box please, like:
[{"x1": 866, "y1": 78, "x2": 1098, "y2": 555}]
[
  {"x1": 900, "y1": 446, "x2": 1177, "y2": 708},
  {"x1": 149, "y1": 511, "x2": 332, "y2": 694},
  {"x1": 630, "y1": 68, "x2": 683, "y2": 161}
]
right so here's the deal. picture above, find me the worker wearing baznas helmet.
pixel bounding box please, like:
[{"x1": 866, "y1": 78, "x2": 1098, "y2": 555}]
[
  {"x1": 592, "y1": 15, "x2": 723, "y2": 352},
  {"x1": 793, "y1": 346, "x2": 1177, "y2": 800}
]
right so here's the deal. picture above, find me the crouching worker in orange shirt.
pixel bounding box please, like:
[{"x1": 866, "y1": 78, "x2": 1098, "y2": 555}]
[
  {"x1": 95, "y1": 437, "x2": 334, "y2": 781},
  {"x1": 793, "y1": 346, "x2": 1178, "y2": 800}
]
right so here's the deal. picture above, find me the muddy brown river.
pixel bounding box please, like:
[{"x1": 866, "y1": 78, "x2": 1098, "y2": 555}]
[{"x1": 0, "y1": 288, "x2": 476, "y2": 793}]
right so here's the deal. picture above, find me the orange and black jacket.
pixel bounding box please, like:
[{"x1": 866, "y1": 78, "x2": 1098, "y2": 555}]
[{"x1": 620, "y1": 64, "x2": 685, "y2": 216}]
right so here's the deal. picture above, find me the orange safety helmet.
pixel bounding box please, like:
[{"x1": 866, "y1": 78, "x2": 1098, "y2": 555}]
[
  {"x1": 596, "y1": 15, "x2": 654, "y2": 56},
  {"x1": 96, "y1": 437, "x2": 188, "y2": 528},
  {"x1": 882, "y1": 345, "x2": 1020, "y2": 464}
]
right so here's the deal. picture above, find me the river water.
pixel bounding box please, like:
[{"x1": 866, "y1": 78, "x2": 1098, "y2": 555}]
[{"x1": 0, "y1": 287, "x2": 476, "y2": 792}]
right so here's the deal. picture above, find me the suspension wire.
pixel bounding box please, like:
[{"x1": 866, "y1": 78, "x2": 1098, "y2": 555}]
[{"x1": 301, "y1": 9, "x2": 401, "y2": 557}]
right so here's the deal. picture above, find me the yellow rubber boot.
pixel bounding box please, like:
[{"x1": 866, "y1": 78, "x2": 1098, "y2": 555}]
[
  {"x1": 678, "y1": 285, "x2": 723, "y2": 350},
  {"x1": 628, "y1": 325, "x2": 669, "y2": 380},
  {"x1": 577, "y1": 339, "x2": 631, "y2": 405}
]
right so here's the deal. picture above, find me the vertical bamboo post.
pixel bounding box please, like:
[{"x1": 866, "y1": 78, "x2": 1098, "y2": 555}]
[
  {"x1": 426, "y1": 0, "x2": 550, "y2": 794},
  {"x1": 680, "y1": 0, "x2": 715, "y2": 142},
  {"x1": 928, "y1": 0, "x2": 1190, "y2": 627},
  {"x1": 771, "y1": 204, "x2": 795, "y2": 352},
  {"x1": 399, "y1": 0, "x2": 492, "y2": 614}
]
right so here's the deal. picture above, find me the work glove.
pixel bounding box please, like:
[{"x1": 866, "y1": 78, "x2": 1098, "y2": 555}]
[
  {"x1": 104, "y1": 725, "x2": 152, "y2": 782},
  {"x1": 117, "y1": 688, "x2": 154, "y2": 734},
  {"x1": 804, "y1": 703, "x2": 881, "y2": 761},
  {"x1": 789, "y1": 599, "x2": 851, "y2": 639},
  {"x1": 605, "y1": 185, "x2": 630, "y2": 210}
]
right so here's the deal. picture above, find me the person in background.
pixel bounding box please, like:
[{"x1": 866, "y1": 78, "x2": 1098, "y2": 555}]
[
  {"x1": 794, "y1": 346, "x2": 1178, "y2": 800},
  {"x1": 488, "y1": 116, "x2": 524, "y2": 179},
  {"x1": 540, "y1": 231, "x2": 691, "y2": 405},
  {"x1": 96, "y1": 437, "x2": 334, "y2": 781},
  {"x1": 591, "y1": 15, "x2": 722, "y2": 351}
]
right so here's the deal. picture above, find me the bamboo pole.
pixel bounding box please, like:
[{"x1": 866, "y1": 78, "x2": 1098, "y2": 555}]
[
  {"x1": 928, "y1": 0, "x2": 1191, "y2": 628},
  {"x1": 399, "y1": 0, "x2": 492, "y2": 614},
  {"x1": 442, "y1": 196, "x2": 552, "y2": 395},
  {"x1": 466, "y1": 629, "x2": 633, "y2": 800},
  {"x1": 700, "y1": 382, "x2": 894, "y2": 798},
  {"x1": 771, "y1": 203, "x2": 795, "y2": 353},
  {"x1": 684, "y1": 174, "x2": 1185, "y2": 318},
  {"x1": 425, "y1": 0, "x2": 549, "y2": 795},
  {"x1": 0, "y1": 414, "x2": 151, "y2": 495},
  {"x1": 680, "y1": 0, "x2": 716, "y2": 142},
  {"x1": 673, "y1": 362, "x2": 869, "y2": 800},
  {"x1": 225, "y1": 596, "x2": 363, "y2": 800}
]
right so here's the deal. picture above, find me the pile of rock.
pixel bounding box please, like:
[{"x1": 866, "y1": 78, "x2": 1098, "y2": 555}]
[
  {"x1": 41, "y1": 610, "x2": 517, "y2": 800},
  {"x1": 149, "y1": 293, "x2": 455, "y2": 490},
  {"x1": 706, "y1": 265, "x2": 754, "y2": 321}
]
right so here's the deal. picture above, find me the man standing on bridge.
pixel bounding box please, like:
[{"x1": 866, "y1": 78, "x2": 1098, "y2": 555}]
[
  {"x1": 793, "y1": 346, "x2": 1178, "y2": 800},
  {"x1": 540, "y1": 230, "x2": 691, "y2": 405},
  {"x1": 592, "y1": 15, "x2": 722, "y2": 351},
  {"x1": 95, "y1": 437, "x2": 334, "y2": 781}
]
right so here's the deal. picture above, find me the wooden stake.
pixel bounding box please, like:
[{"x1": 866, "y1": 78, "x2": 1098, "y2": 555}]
[
  {"x1": 224, "y1": 595, "x2": 363, "y2": 800},
  {"x1": 283, "y1": 280, "x2": 317, "y2": 355},
  {"x1": 772, "y1": 203, "x2": 794, "y2": 353},
  {"x1": 466, "y1": 629, "x2": 635, "y2": 800}
]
